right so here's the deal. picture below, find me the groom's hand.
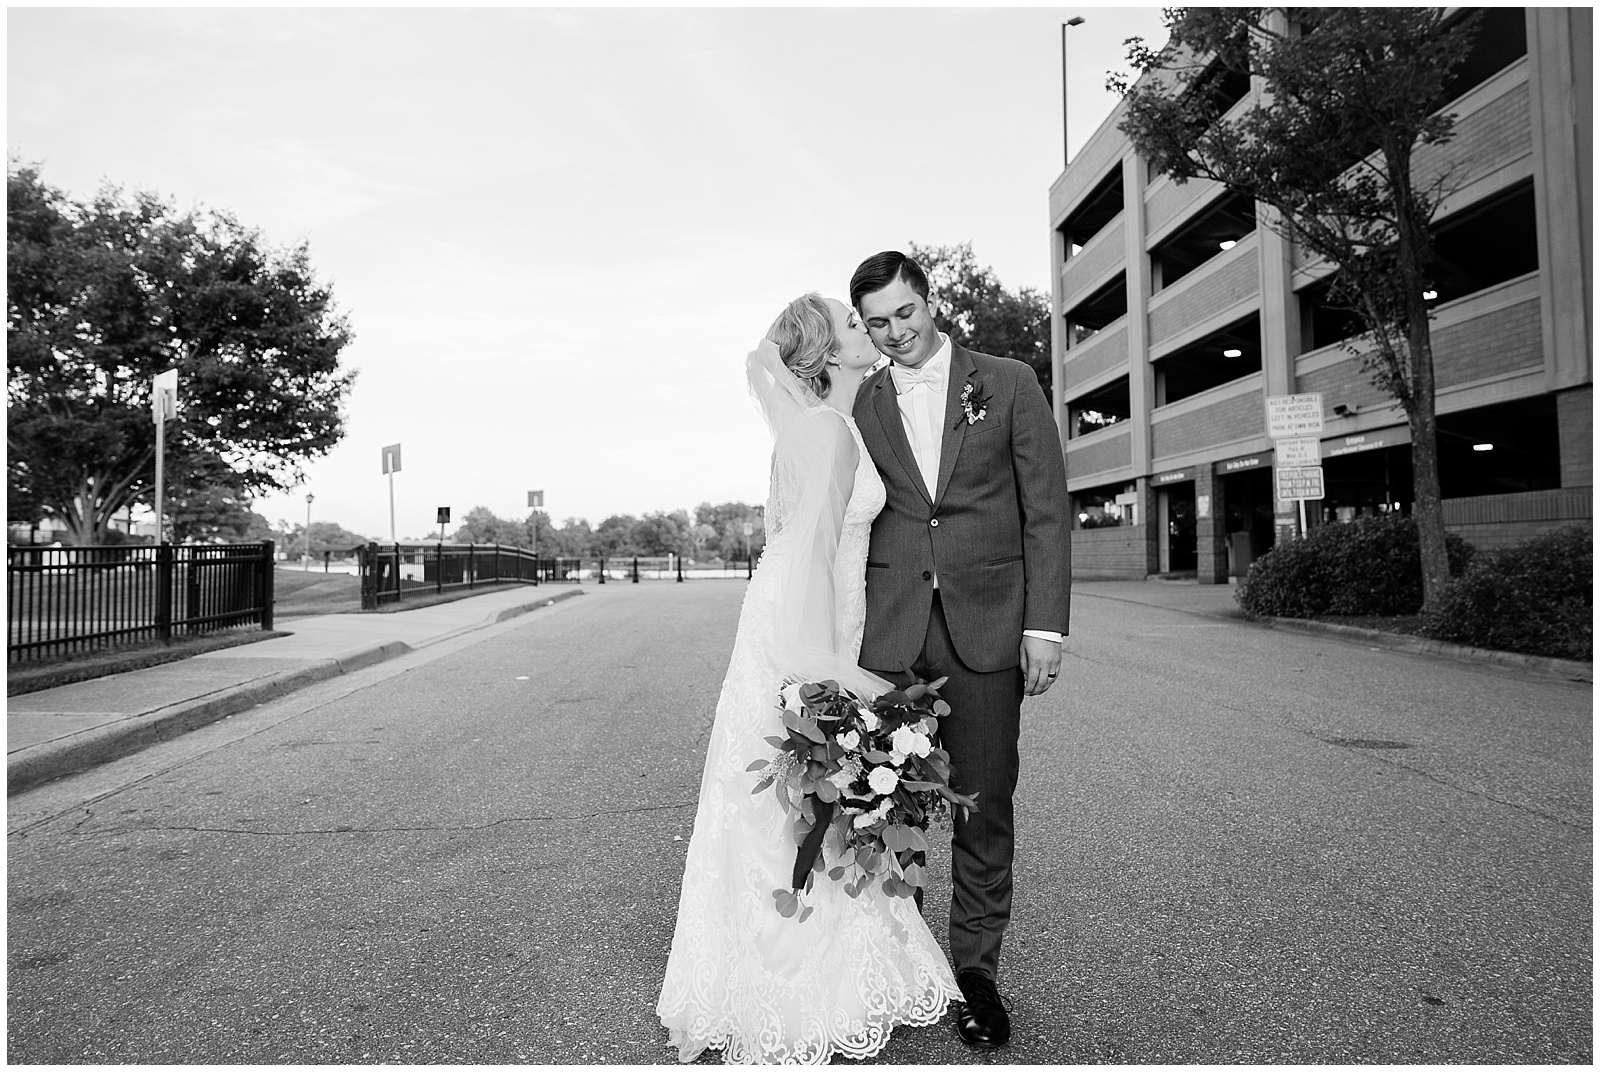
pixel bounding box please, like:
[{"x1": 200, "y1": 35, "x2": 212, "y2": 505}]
[{"x1": 1020, "y1": 635, "x2": 1062, "y2": 696}]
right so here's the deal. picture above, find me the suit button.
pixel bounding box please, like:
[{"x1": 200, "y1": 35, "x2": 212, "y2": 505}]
[
  {"x1": 922, "y1": 571, "x2": 932, "y2": 581},
  {"x1": 929, "y1": 518, "x2": 939, "y2": 527}
]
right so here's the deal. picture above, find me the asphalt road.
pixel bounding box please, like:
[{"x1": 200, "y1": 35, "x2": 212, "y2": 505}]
[{"x1": 7, "y1": 581, "x2": 1592, "y2": 1064}]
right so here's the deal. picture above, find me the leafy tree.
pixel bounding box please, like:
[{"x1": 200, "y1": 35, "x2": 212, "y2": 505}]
[
  {"x1": 634, "y1": 509, "x2": 694, "y2": 557},
  {"x1": 593, "y1": 514, "x2": 641, "y2": 558},
  {"x1": 1112, "y1": 7, "x2": 1482, "y2": 609},
  {"x1": 548, "y1": 517, "x2": 594, "y2": 558},
  {"x1": 694, "y1": 501, "x2": 766, "y2": 561},
  {"x1": 6, "y1": 162, "x2": 355, "y2": 545},
  {"x1": 908, "y1": 242, "x2": 1052, "y2": 398}
]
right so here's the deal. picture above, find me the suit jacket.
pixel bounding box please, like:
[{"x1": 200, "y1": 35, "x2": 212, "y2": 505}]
[{"x1": 852, "y1": 342, "x2": 1073, "y2": 674}]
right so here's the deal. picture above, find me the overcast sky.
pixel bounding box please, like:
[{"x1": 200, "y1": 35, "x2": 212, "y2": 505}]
[{"x1": 8, "y1": 3, "x2": 1166, "y2": 539}]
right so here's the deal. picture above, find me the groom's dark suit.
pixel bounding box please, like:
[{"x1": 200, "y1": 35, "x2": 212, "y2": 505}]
[{"x1": 852, "y1": 341, "x2": 1071, "y2": 980}]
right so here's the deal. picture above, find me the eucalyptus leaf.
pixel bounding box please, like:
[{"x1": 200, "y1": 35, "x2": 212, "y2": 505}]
[
  {"x1": 746, "y1": 759, "x2": 769, "y2": 772},
  {"x1": 798, "y1": 905, "x2": 814, "y2": 923},
  {"x1": 751, "y1": 776, "x2": 775, "y2": 794}
]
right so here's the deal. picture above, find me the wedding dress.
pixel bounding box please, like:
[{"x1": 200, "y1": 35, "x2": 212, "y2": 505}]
[{"x1": 656, "y1": 342, "x2": 959, "y2": 1064}]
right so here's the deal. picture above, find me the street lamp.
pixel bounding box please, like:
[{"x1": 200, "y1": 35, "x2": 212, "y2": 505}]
[
  {"x1": 1062, "y1": 16, "x2": 1086, "y2": 168},
  {"x1": 304, "y1": 492, "x2": 314, "y2": 571}
]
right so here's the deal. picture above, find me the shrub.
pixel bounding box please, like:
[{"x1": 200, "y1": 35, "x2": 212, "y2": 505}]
[
  {"x1": 1422, "y1": 525, "x2": 1592, "y2": 661},
  {"x1": 1236, "y1": 513, "x2": 1474, "y2": 618}
]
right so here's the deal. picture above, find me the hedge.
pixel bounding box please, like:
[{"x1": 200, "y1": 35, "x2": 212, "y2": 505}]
[
  {"x1": 1236, "y1": 513, "x2": 1474, "y2": 618},
  {"x1": 1422, "y1": 524, "x2": 1592, "y2": 661}
]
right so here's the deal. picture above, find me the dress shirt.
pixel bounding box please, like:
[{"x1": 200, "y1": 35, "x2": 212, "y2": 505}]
[{"x1": 891, "y1": 335, "x2": 1061, "y2": 646}]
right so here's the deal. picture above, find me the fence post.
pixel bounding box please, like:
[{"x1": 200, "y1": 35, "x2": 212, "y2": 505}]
[
  {"x1": 631, "y1": 556, "x2": 640, "y2": 583},
  {"x1": 436, "y1": 542, "x2": 444, "y2": 593},
  {"x1": 261, "y1": 540, "x2": 276, "y2": 630},
  {"x1": 155, "y1": 542, "x2": 174, "y2": 642},
  {"x1": 394, "y1": 542, "x2": 403, "y2": 603},
  {"x1": 468, "y1": 544, "x2": 476, "y2": 590}
]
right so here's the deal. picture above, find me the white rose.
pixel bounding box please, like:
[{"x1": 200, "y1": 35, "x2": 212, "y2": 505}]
[
  {"x1": 858, "y1": 706, "x2": 880, "y2": 731},
  {"x1": 889, "y1": 751, "x2": 906, "y2": 766},
  {"x1": 837, "y1": 730, "x2": 861, "y2": 751},
  {"x1": 867, "y1": 766, "x2": 899, "y2": 796},
  {"x1": 827, "y1": 767, "x2": 856, "y2": 791},
  {"x1": 780, "y1": 682, "x2": 804, "y2": 710},
  {"x1": 890, "y1": 726, "x2": 924, "y2": 757},
  {"x1": 853, "y1": 811, "x2": 877, "y2": 829}
]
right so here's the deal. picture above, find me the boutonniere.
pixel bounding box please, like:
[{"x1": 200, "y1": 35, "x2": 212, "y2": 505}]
[{"x1": 959, "y1": 380, "x2": 991, "y2": 426}]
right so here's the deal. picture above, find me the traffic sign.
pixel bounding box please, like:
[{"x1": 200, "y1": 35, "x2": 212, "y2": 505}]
[
  {"x1": 1265, "y1": 394, "x2": 1325, "y2": 438},
  {"x1": 151, "y1": 369, "x2": 178, "y2": 422},
  {"x1": 528, "y1": 490, "x2": 544, "y2": 508},
  {"x1": 1275, "y1": 436, "x2": 1321, "y2": 468},
  {"x1": 1275, "y1": 465, "x2": 1325, "y2": 501},
  {"x1": 436, "y1": 506, "x2": 451, "y2": 525},
  {"x1": 381, "y1": 443, "x2": 402, "y2": 474}
]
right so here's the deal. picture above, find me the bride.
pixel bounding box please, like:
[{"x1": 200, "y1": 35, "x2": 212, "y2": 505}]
[{"x1": 656, "y1": 294, "x2": 960, "y2": 1063}]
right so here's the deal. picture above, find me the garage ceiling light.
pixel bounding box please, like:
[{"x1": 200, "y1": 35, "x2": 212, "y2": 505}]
[{"x1": 1223, "y1": 348, "x2": 1243, "y2": 357}]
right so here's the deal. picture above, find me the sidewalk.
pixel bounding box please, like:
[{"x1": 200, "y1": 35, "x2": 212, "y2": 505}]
[
  {"x1": 1073, "y1": 577, "x2": 1592, "y2": 683},
  {"x1": 7, "y1": 585, "x2": 585, "y2": 796}
]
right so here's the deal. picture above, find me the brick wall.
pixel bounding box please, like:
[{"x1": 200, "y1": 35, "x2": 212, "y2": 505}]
[
  {"x1": 1146, "y1": 175, "x2": 1225, "y2": 237},
  {"x1": 1062, "y1": 216, "x2": 1126, "y2": 308},
  {"x1": 1299, "y1": 297, "x2": 1544, "y2": 401},
  {"x1": 1444, "y1": 487, "x2": 1591, "y2": 550},
  {"x1": 1415, "y1": 82, "x2": 1533, "y2": 194},
  {"x1": 1061, "y1": 324, "x2": 1130, "y2": 396},
  {"x1": 1151, "y1": 389, "x2": 1264, "y2": 459},
  {"x1": 1433, "y1": 297, "x2": 1543, "y2": 387},
  {"x1": 1065, "y1": 426, "x2": 1132, "y2": 485},
  {"x1": 1148, "y1": 252, "x2": 1259, "y2": 346},
  {"x1": 1558, "y1": 386, "x2": 1593, "y2": 487},
  {"x1": 1071, "y1": 525, "x2": 1154, "y2": 579}
]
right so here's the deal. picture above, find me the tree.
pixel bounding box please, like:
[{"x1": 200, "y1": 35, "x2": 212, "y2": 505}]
[
  {"x1": 1112, "y1": 7, "x2": 1482, "y2": 610},
  {"x1": 694, "y1": 501, "x2": 766, "y2": 561},
  {"x1": 6, "y1": 162, "x2": 355, "y2": 545},
  {"x1": 634, "y1": 509, "x2": 694, "y2": 557},
  {"x1": 908, "y1": 242, "x2": 1052, "y2": 398},
  {"x1": 593, "y1": 514, "x2": 641, "y2": 558}
]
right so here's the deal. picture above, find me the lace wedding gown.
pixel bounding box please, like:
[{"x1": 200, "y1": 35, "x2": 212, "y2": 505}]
[{"x1": 657, "y1": 410, "x2": 960, "y2": 1064}]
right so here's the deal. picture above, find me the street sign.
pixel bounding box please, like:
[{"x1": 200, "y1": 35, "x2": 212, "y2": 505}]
[
  {"x1": 1275, "y1": 436, "x2": 1321, "y2": 468},
  {"x1": 151, "y1": 369, "x2": 178, "y2": 422},
  {"x1": 1275, "y1": 465, "x2": 1325, "y2": 501},
  {"x1": 743, "y1": 522, "x2": 754, "y2": 537},
  {"x1": 1265, "y1": 393, "x2": 1325, "y2": 438},
  {"x1": 436, "y1": 506, "x2": 451, "y2": 525},
  {"x1": 528, "y1": 490, "x2": 544, "y2": 508},
  {"x1": 382, "y1": 444, "x2": 402, "y2": 474}
]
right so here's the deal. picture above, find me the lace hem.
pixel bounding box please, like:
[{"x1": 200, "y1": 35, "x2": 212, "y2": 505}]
[{"x1": 661, "y1": 970, "x2": 959, "y2": 1065}]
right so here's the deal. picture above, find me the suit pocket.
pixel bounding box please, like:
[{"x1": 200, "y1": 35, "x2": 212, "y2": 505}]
[
  {"x1": 962, "y1": 420, "x2": 1004, "y2": 438},
  {"x1": 866, "y1": 561, "x2": 890, "y2": 569},
  {"x1": 985, "y1": 554, "x2": 1023, "y2": 567}
]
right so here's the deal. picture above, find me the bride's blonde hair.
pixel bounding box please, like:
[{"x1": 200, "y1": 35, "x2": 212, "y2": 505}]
[{"x1": 765, "y1": 292, "x2": 837, "y2": 399}]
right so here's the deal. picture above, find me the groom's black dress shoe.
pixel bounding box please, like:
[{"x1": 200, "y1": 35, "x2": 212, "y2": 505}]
[{"x1": 955, "y1": 970, "x2": 1010, "y2": 1049}]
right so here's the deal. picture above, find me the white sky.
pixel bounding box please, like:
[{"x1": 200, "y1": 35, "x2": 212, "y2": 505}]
[{"x1": 8, "y1": 3, "x2": 1166, "y2": 539}]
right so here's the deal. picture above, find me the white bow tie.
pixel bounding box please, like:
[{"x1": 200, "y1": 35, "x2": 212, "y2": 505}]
[{"x1": 892, "y1": 361, "x2": 945, "y2": 395}]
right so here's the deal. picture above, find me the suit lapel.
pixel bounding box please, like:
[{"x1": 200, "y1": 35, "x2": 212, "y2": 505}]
[
  {"x1": 870, "y1": 369, "x2": 934, "y2": 505},
  {"x1": 933, "y1": 344, "x2": 978, "y2": 508}
]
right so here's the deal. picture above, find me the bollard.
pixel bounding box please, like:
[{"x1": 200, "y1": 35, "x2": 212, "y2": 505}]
[
  {"x1": 598, "y1": 556, "x2": 606, "y2": 584},
  {"x1": 631, "y1": 556, "x2": 640, "y2": 583},
  {"x1": 747, "y1": 556, "x2": 753, "y2": 580},
  {"x1": 677, "y1": 555, "x2": 684, "y2": 583}
]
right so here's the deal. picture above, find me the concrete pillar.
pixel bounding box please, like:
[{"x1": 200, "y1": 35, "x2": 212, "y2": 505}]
[
  {"x1": 1135, "y1": 477, "x2": 1160, "y2": 575},
  {"x1": 1123, "y1": 151, "x2": 1157, "y2": 575},
  {"x1": 1195, "y1": 467, "x2": 1229, "y2": 584},
  {"x1": 1527, "y1": 7, "x2": 1593, "y2": 393},
  {"x1": 1557, "y1": 385, "x2": 1593, "y2": 487}
]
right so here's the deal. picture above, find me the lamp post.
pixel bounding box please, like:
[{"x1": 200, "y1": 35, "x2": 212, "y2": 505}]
[
  {"x1": 1062, "y1": 16, "x2": 1086, "y2": 168},
  {"x1": 304, "y1": 493, "x2": 314, "y2": 571}
]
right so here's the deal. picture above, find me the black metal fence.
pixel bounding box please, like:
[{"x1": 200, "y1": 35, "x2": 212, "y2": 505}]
[
  {"x1": 358, "y1": 542, "x2": 582, "y2": 610},
  {"x1": 7, "y1": 541, "x2": 276, "y2": 664}
]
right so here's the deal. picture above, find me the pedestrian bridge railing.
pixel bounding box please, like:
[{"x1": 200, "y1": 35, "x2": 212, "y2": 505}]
[
  {"x1": 358, "y1": 542, "x2": 582, "y2": 610},
  {"x1": 7, "y1": 541, "x2": 276, "y2": 664}
]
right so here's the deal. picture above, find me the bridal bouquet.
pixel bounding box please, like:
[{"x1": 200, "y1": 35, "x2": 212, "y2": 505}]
[{"x1": 749, "y1": 676, "x2": 979, "y2": 920}]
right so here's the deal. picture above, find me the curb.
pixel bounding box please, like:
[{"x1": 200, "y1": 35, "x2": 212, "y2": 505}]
[
  {"x1": 1259, "y1": 615, "x2": 1593, "y2": 683},
  {"x1": 6, "y1": 587, "x2": 587, "y2": 797}
]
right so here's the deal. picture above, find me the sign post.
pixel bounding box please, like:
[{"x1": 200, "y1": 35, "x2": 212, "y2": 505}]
[
  {"x1": 151, "y1": 370, "x2": 178, "y2": 543},
  {"x1": 1265, "y1": 394, "x2": 1324, "y2": 537},
  {"x1": 528, "y1": 490, "x2": 544, "y2": 585},
  {"x1": 381, "y1": 444, "x2": 402, "y2": 541}
]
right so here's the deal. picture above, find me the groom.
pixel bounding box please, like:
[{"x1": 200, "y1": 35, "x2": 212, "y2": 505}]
[{"x1": 849, "y1": 251, "x2": 1072, "y2": 1050}]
